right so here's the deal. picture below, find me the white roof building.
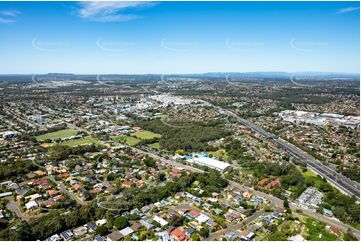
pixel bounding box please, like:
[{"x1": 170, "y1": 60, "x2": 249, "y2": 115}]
[
  {"x1": 46, "y1": 234, "x2": 61, "y2": 241},
  {"x1": 95, "y1": 219, "x2": 107, "y2": 226},
  {"x1": 73, "y1": 226, "x2": 88, "y2": 237},
  {"x1": 195, "y1": 213, "x2": 210, "y2": 223},
  {"x1": 296, "y1": 187, "x2": 323, "y2": 209},
  {"x1": 288, "y1": 235, "x2": 306, "y2": 241},
  {"x1": 119, "y1": 227, "x2": 134, "y2": 237},
  {"x1": 156, "y1": 231, "x2": 173, "y2": 241},
  {"x1": 25, "y1": 200, "x2": 38, "y2": 209},
  {"x1": 25, "y1": 193, "x2": 41, "y2": 201},
  {"x1": 188, "y1": 157, "x2": 231, "y2": 172},
  {"x1": 153, "y1": 215, "x2": 169, "y2": 227}
]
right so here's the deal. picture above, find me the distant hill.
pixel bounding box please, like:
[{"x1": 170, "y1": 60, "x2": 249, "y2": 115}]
[{"x1": 0, "y1": 72, "x2": 359, "y2": 82}]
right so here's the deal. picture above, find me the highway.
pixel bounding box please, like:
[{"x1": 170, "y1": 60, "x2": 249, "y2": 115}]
[{"x1": 214, "y1": 106, "x2": 360, "y2": 199}]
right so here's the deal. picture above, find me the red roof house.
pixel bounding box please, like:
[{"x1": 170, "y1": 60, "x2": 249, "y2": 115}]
[{"x1": 170, "y1": 228, "x2": 189, "y2": 241}]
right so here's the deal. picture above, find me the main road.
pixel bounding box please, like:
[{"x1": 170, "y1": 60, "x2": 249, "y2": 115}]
[
  {"x1": 119, "y1": 141, "x2": 360, "y2": 240},
  {"x1": 212, "y1": 105, "x2": 360, "y2": 199}
]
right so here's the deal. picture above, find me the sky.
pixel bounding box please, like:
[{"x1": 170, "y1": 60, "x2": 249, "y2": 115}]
[{"x1": 0, "y1": 1, "x2": 359, "y2": 74}]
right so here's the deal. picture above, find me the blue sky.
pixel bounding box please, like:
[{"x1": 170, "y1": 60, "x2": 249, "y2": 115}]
[{"x1": 0, "y1": 1, "x2": 359, "y2": 74}]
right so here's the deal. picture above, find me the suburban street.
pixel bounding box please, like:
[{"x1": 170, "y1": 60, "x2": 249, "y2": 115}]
[
  {"x1": 32, "y1": 159, "x2": 85, "y2": 205},
  {"x1": 48, "y1": 176, "x2": 85, "y2": 205},
  {"x1": 127, "y1": 144, "x2": 360, "y2": 240},
  {"x1": 207, "y1": 210, "x2": 265, "y2": 241}
]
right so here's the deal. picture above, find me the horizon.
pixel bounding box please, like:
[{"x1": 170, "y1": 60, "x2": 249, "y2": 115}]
[
  {"x1": 0, "y1": 71, "x2": 360, "y2": 76},
  {"x1": 0, "y1": 1, "x2": 359, "y2": 74}
]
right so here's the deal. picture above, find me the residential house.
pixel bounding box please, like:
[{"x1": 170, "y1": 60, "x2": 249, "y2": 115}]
[
  {"x1": 73, "y1": 226, "x2": 88, "y2": 238},
  {"x1": 94, "y1": 235, "x2": 105, "y2": 241},
  {"x1": 329, "y1": 226, "x2": 340, "y2": 235},
  {"x1": 139, "y1": 219, "x2": 154, "y2": 230},
  {"x1": 170, "y1": 228, "x2": 189, "y2": 241},
  {"x1": 96, "y1": 219, "x2": 107, "y2": 227},
  {"x1": 47, "y1": 189, "x2": 60, "y2": 197},
  {"x1": 130, "y1": 222, "x2": 142, "y2": 232},
  {"x1": 156, "y1": 231, "x2": 172, "y2": 241},
  {"x1": 243, "y1": 191, "x2": 253, "y2": 200},
  {"x1": 60, "y1": 230, "x2": 74, "y2": 241},
  {"x1": 86, "y1": 221, "x2": 98, "y2": 233},
  {"x1": 46, "y1": 234, "x2": 61, "y2": 241},
  {"x1": 106, "y1": 231, "x2": 123, "y2": 241},
  {"x1": 119, "y1": 227, "x2": 134, "y2": 237},
  {"x1": 184, "y1": 228, "x2": 195, "y2": 238},
  {"x1": 25, "y1": 200, "x2": 38, "y2": 210},
  {"x1": 240, "y1": 229, "x2": 255, "y2": 241},
  {"x1": 265, "y1": 178, "x2": 280, "y2": 189},
  {"x1": 225, "y1": 209, "x2": 243, "y2": 223},
  {"x1": 195, "y1": 214, "x2": 210, "y2": 224},
  {"x1": 223, "y1": 231, "x2": 241, "y2": 241},
  {"x1": 153, "y1": 215, "x2": 169, "y2": 227},
  {"x1": 202, "y1": 203, "x2": 212, "y2": 210}
]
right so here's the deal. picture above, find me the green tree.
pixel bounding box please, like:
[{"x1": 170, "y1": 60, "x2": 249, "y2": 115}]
[
  {"x1": 199, "y1": 226, "x2": 209, "y2": 238},
  {"x1": 95, "y1": 226, "x2": 109, "y2": 236},
  {"x1": 190, "y1": 233, "x2": 200, "y2": 241},
  {"x1": 114, "y1": 216, "x2": 129, "y2": 230},
  {"x1": 157, "y1": 173, "x2": 167, "y2": 182},
  {"x1": 283, "y1": 198, "x2": 289, "y2": 208},
  {"x1": 268, "y1": 231, "x2": 288, "y2": 241}
]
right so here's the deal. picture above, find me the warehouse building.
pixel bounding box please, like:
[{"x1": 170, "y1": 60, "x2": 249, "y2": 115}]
[{"x1": 187, "y1": 156, "x2": 231, "y2": 172}]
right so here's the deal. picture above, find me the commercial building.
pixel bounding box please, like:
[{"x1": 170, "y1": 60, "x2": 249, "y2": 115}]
[
  {"x1": 295, "y1": 187, "x2": 323, "y2": 209},
  {"x1": 278, "y1": 110, "x2": 360, "y2": 129},
  {"x1": 1, "y1": 131, "x2": 19, "y2": 139},
  {"x1": 187, "y1": 156, "x2": 231, "y2": 172}
]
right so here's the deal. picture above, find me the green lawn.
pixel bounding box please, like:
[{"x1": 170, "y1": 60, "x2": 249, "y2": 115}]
[
  {"x1": 112, "y1": 135, "x2": 141, "y2": 146},
  {"x1": 351, "y1": 223, "x2": 360, "y2": 230},
  {"x1": 279, "y1": 220, "x2": 301, "y2": 237},
  {"x1": 297, "y1": 166, "x2": 326, "y2": 188},
  {"x1": 303, "y1": 218, "x2": 339, "y2": 241},
  {"x1": 60, "y1": 136, "x2": 100, "y2": 147},
  {"x1": 36, "y1": 129, "x2": 78, "y2": 141},
  {"x1": 150, "y1": 142, "x2": 161, "y2": 149},
  {"x1": 208, "y1": 149, "x2": 228, "y2": 160},
  {"x1": 112, "y1": 130, "x2": 161, "y2": 146},
  {"x1": 131, "y1": 130, "x2": 161, "y2": 140}
]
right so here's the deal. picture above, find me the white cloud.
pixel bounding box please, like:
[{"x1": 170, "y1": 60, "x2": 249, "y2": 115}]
[
  {"x1": 0, "y1": 10, "x2": 20, "y2": 24},
  {"x1": 0, "y1": 17, "x2": 16, "y2": 24},
  {"x1": 337, "y1": 6, "x2": 360, "y2": 14},
  {"x1": 77, "y1": 1, "x2": 157, "y2": 22},
  {"x1": 1, "y1": 10, "x2": 21, "y2": 17}
]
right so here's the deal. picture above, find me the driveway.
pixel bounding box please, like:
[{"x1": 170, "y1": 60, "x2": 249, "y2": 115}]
[{"x1": 6, "y1": 201, "x2": 30, "y2": 221}]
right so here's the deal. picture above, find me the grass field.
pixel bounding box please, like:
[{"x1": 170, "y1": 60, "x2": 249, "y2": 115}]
[
  {"x1": 303, "y1": 218, "x2": 339, "y2": 241},
  {"x1": 112, "y1": 130, "x2": 161, "y2": 146},
  {"x1": 131, "y1": 130, "x2": 161, "y2": 140},
  {"x1": 112, "y1": 135, "x2": 141, "y2": 146},
  {"x1": 36, "y1": 129, "x2": 78, "y2": 141},
  {"x1": 208, "y1": 149, "x2": 228, "y2": 160},
  {"x1": 150, "y1": 142, "x2": 161, "y2": 149},
  {"x1": 60, "y1": 136, "x2": 100, "y2": 147},
  {"x1": 297, "y1": 166, "x2": 326, "y2": 187}
]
